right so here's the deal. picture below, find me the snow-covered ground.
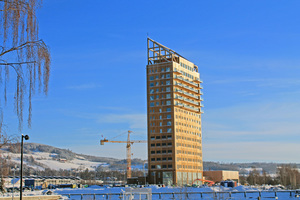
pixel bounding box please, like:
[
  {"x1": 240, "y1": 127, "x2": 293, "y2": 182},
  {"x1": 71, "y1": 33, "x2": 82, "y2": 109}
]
[
  {"x1": 52, "y1": 186, "x2": 300, "y2": 200},
  {"x1": 2, "y1": 151, "x2": 106, "y2": 171},
  {"x1": 1, "y1": 186, "x2": 299, "y2": 199}
]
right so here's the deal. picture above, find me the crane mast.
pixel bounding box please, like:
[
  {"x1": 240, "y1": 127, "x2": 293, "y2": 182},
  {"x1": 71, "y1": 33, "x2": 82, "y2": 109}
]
[{"x1": 100, "y1": 130, "x2": 146, "y2": 180}]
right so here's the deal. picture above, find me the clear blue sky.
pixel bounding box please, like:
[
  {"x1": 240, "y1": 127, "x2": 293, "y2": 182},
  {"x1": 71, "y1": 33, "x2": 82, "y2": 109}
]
[{"x1": 4, "y1": 0, "x2": 300, "y2": 163}]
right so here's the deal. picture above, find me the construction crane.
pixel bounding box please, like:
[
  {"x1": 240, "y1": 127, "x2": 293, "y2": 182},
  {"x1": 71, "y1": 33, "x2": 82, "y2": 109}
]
[{"x1": 100, "y1": 130, "x2": 147, "y2": 179}]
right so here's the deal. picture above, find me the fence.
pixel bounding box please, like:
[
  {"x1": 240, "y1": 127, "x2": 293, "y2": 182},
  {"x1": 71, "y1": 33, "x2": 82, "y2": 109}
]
[{"x1": 59, "y1": 190, "x2": 300, "y2": 200}]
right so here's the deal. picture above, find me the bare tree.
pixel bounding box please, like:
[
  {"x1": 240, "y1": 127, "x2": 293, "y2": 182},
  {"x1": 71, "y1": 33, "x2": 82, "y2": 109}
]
[{"x1": 0, "y1": 0, "x2": 50, "y2": 132}]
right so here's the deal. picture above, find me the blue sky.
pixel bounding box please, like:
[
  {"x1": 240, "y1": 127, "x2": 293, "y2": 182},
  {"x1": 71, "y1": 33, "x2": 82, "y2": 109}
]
[{"x1": 3, "y1": 0, "x2": 300, "y2": 163}]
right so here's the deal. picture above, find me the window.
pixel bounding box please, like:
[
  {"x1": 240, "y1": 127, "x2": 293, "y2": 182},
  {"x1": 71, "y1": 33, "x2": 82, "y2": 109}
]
[
  {"x1": 156, "y1": 143, "x2": 161, "y2": 146},
  {"x1": 166, "y1": 87, "x2": 171, "y2": 92},
  {"x1": 159, "y1": 109, "x2": 162, "y2": 113},
  {"x1": 157, "y1": 165, "x2": 161, "y2": 169},
  {"x1": 150, "y1": 103, "x2": 154, "y2": 107},
  {"x1": 166, "y1": 101, "x2": 171, "y2": 105},
  {"x1": 156, "y1": 136, "x2": 160, "y2": 139},
  {"x1": 151, "y1": 144, "x2": 155, "y2": 147},
  {"x1": 150, "y1": 96, "x2": 154, "y2": 100},
  {"x1": 157, "y1": 151, "x2": 161, "y2": 154},
  {"x1": 161, "y1": 81, "x2": 164, "y2": 85},
  {"x1": 161, "y1": 74, "x2": 165, "y2": 79},
  {"x1": 166, "y1": 74, "x2": 170, "y2": 78},
  {"x1": 168, "y1": 157, "x2": 172, "y2": 161},
  {"x1": 166, "y1": 94, "x2": 171, "y2": 99},
  {"x1": 166, "y1": 108, "x2": 171, "y2": 112},
  {"x1": 159, "y1": 122, "x2": 162, "y2": 126},
  {"x1": 157, "y1": 158, "x2": 161, "y2": 161},
  {"x1": 150, "y1": 136, "x2": 155, "y2": 140},
  {"x1": 151, "y1": 165, "x2": 155, "y2": 169},
  {"x1": 156, "y1": 95, "x2": 159, "y2": 99},
  {"x1": 167, "y1": 115, "x2": 171, "y2": 119},
  {"x1": 156, "y1": 89, "x2": 159, "y2": 92},
  {"x1": 151, "y1": 151, "x2": 155, "y2": 154},
  {"x1": 166, "y1": 67, "x2": 170, "y2": 72},
  {"x1": 156, "y1": 102, "x2": 159, "y2": 106},
  {"x1": 168, "y1": 150, "x2": 172, "y2": 153},
  {"x1": 150, "y1": 89, "x2": 154, "y2": 94},
  {"x1": 162, "y1": 150, "x2": 166, "y2": 154},
  {"x1": 162, "y1": 143, "x2": 166, "y2": 146},
  {"x1": 155, "y1": 75, "x2": 159, "y2": 79},
  {"x1": 167, "y1": 128, "x2": 172, "y2": 133},
  {"x1": 161, "y1": 68, "x2": 165, "y2": 72},
  {"x1": 151, "y1": 158, "x2": 155, "y2": 161},
  {"x1": 167, "y1": 121, "x2": 172, "y2": 126},
  {"x1": 150, "y1": 83, "x2": 154, "y2": 87},
  {"x1": 168, "y1": 165, "x2": 172, "y2": 168},
  {"x1": 160, "y1": 129, "x2": 162, "y2": 133},
  {"x1": 162, "y1": 157, "x2": 167, "y2": 161},
  {"x1": 156, "y1": 82, "x2": 159, "y2": 86},
  {"x1": 166, "y1": 80, "x2": 170, "y2": 85}
]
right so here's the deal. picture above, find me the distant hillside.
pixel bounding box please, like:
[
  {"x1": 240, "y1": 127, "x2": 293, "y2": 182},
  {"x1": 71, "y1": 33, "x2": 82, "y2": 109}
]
[
  {"x1": 2, "y1": 143, "x2": 299, "y2": 175},
  {"x1": 203, "y1": 161, "x2": 300, "y2": 174},
  {"x1": 0, "y1": 143, "x2": 145, "y2": 173}
]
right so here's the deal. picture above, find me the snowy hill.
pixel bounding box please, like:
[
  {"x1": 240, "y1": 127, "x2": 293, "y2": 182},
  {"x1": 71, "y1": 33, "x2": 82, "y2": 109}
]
[{"x1": 0, "y1": 143, "x2": 144, "y2": 172}]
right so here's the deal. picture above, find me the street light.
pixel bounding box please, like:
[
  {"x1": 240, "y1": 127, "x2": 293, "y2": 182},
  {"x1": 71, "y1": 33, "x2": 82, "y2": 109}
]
[{"x1": 20, "y1": 134, "x2": 29, "y2": 200}]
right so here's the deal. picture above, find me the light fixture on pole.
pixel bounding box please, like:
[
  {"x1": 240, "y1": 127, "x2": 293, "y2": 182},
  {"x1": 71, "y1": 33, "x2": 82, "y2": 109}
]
[{"x1": 20, "y1": 134, "x2": 29, "y2": 200}]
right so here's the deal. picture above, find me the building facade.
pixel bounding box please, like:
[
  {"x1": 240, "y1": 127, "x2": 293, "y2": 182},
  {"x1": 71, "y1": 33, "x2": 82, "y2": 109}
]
[{"x1": 147, "y1": 38, "x2": 203, "y2": 186}]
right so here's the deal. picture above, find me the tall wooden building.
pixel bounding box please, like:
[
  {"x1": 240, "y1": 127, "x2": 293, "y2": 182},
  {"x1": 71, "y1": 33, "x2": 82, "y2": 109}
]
[{"x1": 147, "y1": 38, "x2": 203, "y2": 186}]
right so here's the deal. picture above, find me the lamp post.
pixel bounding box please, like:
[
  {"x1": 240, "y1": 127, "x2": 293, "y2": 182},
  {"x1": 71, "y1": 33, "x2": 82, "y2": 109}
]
[{"x1": 20, "y1": 134, "x2": 29, "y2": 200}]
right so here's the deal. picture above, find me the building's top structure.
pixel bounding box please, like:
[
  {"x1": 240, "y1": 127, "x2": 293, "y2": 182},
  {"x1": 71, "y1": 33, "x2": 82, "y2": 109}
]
[{"x1": 147, "y1": 38, "x2": 198, "y2": 72}]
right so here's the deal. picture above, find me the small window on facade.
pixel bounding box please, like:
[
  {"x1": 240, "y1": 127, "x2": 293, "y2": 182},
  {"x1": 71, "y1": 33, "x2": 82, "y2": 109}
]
[{"x1": 150, "y1": 89, "x2": 154, "y2": 94}]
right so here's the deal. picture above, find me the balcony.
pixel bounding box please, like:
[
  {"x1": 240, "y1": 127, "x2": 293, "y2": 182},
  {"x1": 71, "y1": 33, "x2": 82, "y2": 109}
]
[{"x1": 174, "y1": 75, "x2": 198, "y2": 87}]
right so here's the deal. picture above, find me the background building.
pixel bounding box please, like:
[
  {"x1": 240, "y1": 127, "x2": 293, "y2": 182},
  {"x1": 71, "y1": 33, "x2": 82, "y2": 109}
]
[
  {"x1": 203, "y1": 170, "x2": 239, "y2": 184},
  {"x1": 147, "y1": 38, "x2": 203, "y2": 186}
]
